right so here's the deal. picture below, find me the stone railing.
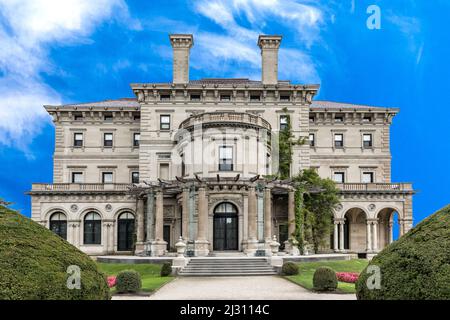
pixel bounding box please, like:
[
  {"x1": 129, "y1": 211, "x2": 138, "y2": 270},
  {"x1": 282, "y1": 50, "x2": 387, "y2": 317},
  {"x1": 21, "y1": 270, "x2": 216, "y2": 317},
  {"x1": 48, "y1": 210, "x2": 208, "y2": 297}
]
[
  {"x1": 336, "y1": 183, "x2": 413, "y2": 192},
  {"x1": 31, "y1": 183, "x2": 132, "y2": 192},
  {"x1": 179, "y1": 112, "x2": 272, "y2": 131}
]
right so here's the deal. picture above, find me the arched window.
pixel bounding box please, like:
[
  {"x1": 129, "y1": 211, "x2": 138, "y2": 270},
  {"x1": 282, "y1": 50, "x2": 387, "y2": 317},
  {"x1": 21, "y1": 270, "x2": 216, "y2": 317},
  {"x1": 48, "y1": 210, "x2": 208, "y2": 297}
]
[
  {"x1": 50, "y1": 212, "x2": 67, "y2": 240},
  {"x1": 117, "y1": 212, "x2": 135, "y2": 251},
  {"x1": 84, "y1": 212, "x2": 101, "y2": 245}
]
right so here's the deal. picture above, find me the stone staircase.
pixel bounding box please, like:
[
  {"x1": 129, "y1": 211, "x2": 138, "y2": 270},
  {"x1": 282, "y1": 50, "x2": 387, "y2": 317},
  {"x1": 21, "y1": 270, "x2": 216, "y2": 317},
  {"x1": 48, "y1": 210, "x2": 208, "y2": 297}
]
[{"x1": 178, "y1": 257, "x2": 277, "y2": 276}]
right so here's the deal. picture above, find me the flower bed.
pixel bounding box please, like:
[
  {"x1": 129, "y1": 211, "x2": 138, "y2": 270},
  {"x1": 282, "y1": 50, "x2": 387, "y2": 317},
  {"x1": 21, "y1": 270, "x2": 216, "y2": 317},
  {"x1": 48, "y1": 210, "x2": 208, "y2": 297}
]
[
  {"x1": 107, "y1": 276, "x2": 116, "y2": 288},
  {"x1": 336, "y1": 272, "x2": 359, "y2": 283}
]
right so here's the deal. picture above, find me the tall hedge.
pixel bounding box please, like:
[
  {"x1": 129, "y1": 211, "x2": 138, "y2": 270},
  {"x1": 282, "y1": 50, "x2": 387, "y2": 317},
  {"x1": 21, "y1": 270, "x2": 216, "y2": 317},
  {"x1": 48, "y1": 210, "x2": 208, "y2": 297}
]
[
  {"x1": 0, "y1": 205, "x2": 110, "y2": 300},
  {"x1": 356, "y1": 205, "x2": 450, "y2": 300}
]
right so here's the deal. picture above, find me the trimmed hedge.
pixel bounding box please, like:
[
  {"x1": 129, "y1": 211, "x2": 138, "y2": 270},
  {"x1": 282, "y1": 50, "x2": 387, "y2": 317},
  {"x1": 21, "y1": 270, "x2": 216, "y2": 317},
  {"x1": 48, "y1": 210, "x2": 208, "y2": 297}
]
[
  {"x1": 160, "y1": 262, "x2": 172, "y2": 277},
  {"x1": 116, "y1": 270, "x2": 141, "y2": 293},
  {"x1": 282, "y1": 262, "x2": 299, "y2": 275},
  {"x1": 313, "y1": 267, "x2": 338, "y2": 291},
  {"x1": 0, "y1": 205, "x2": 110, "y2": 300},
  {"x1": 356, "y1": 205, "x2": 450, "y2": 300}
]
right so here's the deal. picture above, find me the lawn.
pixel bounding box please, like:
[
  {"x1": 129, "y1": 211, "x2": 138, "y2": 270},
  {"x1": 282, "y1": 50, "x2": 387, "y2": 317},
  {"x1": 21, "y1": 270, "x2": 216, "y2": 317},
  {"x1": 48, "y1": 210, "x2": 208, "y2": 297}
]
[
  {"x1": 285, "y1": 259, "x2": 369, "y2": 294},
  {"x1": 97, "y1": 263, "x2": 174, "y2": 294}
]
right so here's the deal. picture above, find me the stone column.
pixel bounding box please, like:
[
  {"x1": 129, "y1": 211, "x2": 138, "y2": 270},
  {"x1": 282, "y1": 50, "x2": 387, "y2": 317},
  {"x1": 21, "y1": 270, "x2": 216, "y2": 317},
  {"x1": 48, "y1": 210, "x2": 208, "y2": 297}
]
[
  {"x1": 246, "y1": 186, "x2": 258, "y2": 255},
  {"x1": 339, "y1": 221, "x2": 345, "y2": 252},
  {"x1": 182, "y1": 188, "x2": 189, "y2": 241},
  {"x1": 151, "y1": 190, "x2": 167, "y2": 256},
  {"x1": 399, "y1": 220, "x2": 404, "y2": 237},
  {"x1": 135, "y1": 198, "x2": 145, "y2": 254},
  {"x1": 264, "y1": 188, "x2": 272, "y2": 242},
  {"x1": 388, "y1": 221, "x2": 394, "y2": 244},
  {"x1": 372, "y1": 221, "x2": 378, "y2": 252},
  {"x1": 366, "y1": 220, "x2": 372, "y2": 252},
  {"x1": 288, "y1": 190, "x2": 295, "y2": 238},
  {"x1": 194, "y1": 187, "x2": 209, "y2": 256},
  {"x1": 333, "y1": 222, "x2": 339, "y2": 252},
  {"x1": 146, "y1": 190, "x2": 155, "y2": 242}
]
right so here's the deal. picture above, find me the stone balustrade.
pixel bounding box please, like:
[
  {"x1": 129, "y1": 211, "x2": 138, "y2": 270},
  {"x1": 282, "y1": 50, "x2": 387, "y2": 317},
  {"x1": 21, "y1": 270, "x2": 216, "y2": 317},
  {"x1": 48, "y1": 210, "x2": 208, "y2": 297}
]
[
  {"x1": 179, "y1": 111, "x2": 272, "y2": 131},
  {"x1": 336, "y1": 183, "x2": 413, "y2": 192},
  {"x1": 30, "y1": 183, "x2": 132, "y2": 192}
]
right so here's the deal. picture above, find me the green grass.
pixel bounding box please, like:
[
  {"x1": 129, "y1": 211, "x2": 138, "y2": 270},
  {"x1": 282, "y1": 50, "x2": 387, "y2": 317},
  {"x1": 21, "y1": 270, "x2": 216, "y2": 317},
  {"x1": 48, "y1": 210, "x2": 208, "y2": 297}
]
[
  {"x1": 285, "y1": 259, "x2": 369, "y2": 294},
  {"x1": 97, "y1": 263, "x2": 174, "y2": 294}
]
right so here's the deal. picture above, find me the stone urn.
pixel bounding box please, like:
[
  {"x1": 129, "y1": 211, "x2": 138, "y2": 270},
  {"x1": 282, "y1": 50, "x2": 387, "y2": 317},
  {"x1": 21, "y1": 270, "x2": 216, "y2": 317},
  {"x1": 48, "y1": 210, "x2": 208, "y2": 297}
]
[
  {"x1": 175, "y1": 237, "x2": 186, "y2": 257},
  {"x1": 270, "y1": 235, "x2": 280, "y2": 255}
]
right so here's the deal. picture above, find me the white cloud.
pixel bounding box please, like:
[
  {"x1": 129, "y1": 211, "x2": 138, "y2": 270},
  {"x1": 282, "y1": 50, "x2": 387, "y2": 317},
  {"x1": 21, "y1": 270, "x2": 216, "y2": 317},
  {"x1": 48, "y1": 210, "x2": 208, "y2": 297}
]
[
  {"x1": 191, "y1": 0, "x2": 323, "y2": 83},
  {"x1": 0, "y1": 0, "x2": 136, "y2": 152}
]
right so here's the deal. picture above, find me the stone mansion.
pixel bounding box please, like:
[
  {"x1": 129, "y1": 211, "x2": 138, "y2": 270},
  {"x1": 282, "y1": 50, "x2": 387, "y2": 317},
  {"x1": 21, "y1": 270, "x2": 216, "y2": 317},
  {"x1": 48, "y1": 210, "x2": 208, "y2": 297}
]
[{"x1": 29, "y1": 34, "x2": 414, "y2": 257}]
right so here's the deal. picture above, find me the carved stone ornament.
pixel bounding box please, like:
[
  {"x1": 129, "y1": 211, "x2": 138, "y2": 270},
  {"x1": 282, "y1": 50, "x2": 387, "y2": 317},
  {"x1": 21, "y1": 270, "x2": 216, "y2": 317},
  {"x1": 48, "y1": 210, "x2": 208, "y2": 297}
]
[
  {"x1": 336, "y1": 204, "x2": 343, "y2": 211},
  {"x1": 105, "y1": 204, "x2": 113, "y2": 212},
  {"x1": 368, "y1": 204, "x2": 376, "y2": 211},
  {"x1": 70, "y1": 204, "x2": 78, "y2": 212}
]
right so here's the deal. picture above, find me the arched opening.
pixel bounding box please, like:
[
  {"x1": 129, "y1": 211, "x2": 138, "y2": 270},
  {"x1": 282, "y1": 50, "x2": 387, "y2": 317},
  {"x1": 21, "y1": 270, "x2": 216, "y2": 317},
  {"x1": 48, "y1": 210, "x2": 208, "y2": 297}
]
[
  {"x1": 84, "y1": 212, "x2": 102, "y2": 245},
  {"x1": 213, "y1": 202, "x2": 238, "y2": 251},
  {"x1": 377, "y1": 208, "x2": 401, "y2": 249},
  {"x1": 50, "y1": 212, "x2": 67, "y2": 240},
  {"x1": 117, "y1": 212, "x2": 135, "y2": 251},
  {"x1": 344, "y1": 208, "x2": 367, "y2": 253}
]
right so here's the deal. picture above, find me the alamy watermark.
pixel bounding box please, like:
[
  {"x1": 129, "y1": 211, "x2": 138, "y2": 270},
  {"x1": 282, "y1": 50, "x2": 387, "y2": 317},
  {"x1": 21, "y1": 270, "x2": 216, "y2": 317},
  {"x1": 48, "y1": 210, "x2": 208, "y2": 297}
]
[{"x1": 66, "y1": 265, "x2": 81, "y2": 290}]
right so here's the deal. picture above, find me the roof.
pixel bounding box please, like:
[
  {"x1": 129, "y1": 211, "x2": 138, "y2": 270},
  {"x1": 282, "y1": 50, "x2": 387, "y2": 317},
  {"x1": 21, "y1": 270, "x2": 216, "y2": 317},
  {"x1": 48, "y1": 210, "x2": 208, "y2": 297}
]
[
  {"x1": 311, "y1": 100, "x2": 396, "y2": 111},
  {"x1": 46, "y1": 98, "x2": 139, "y2": 109}
]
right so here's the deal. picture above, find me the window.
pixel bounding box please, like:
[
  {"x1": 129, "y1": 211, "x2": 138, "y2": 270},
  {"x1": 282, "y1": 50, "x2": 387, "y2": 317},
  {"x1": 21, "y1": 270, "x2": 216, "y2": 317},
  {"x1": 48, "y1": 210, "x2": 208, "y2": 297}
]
[
  {"x1": 219, "y1": 146, "x2": 233, "y2": 171},
  {"x1": 250, "y1": 95, "x2": 260, "y2": 101},
  {"x1": 131, "y1": 172, "x2": 139, "y2": 184},
  {"x1": 266, "y1": 153, "x2": 270, "y2": 175},
  {"x1": 104, "y1": 133, "x2": 113, "y2": 147},
  {"x1": 309, "y1": 116, "x2": 315, "y2": 123},
  {"x1": 280, "y1": 95, "x2": 290, "y2": 102},
  {"x1": 362, "y1": 172, "x2": 374, "y2": 183},
  {"x1": 363, "y1": 116, "x2": 372, "y2": 122},
  {"x1": 160, "y1": 115, "x2": 171, "y2": 130},
  {"x1": 363, "y1": 134, "x2": 373, "y2": 148},
  {"x1": 190, "y1": 94, "x2": 201, "y2": 101},
  {"x1": 160, "y1": 94, "x2": 170, "y2": 101},
  {"x1": 74, "y1": 133, "x2": 83, "y2": 147},
  {"x1": 220, "y1": 94, "x2": 231, "y2": 101},
  {"x1": 102, "y1": 172, "x2": 113, "y2": 184},
  {"x1": 334, "y1": 134, "x2": 344, "y2": 148},
  {"x1": 72, "y1": 172, "x2": 83, "y2": 183},
  {"x1": 335, "y1": 115, "x2": 344, "y2": 122},
  {"x1": 280, "y1": 115, "x2": 289, "y2": 131},
  {"x1": 181, "y1": 154, "x2": 186, "y2": 176},
  {"x1": 333, "y1": 172, "x2": 345, "y2": 183},
  {"x1": 104, "y1": 113, "x2": 113, "y2": 122},
  {"x1": 133, "y1": 133, "x2": 140, "y2": 147},
  {"x1": 133, "y1": 114, "x2": 141, "y2": 121},
  {"x1": 84, "y1": 212, "x2": 101, "y2": 245},
  {"x1": 309, "y1": 133, "x2": 315, "y2": 147},
  {"x1": 159, "y1": 163, "x2": 169, "y2": 180},
  {"x1": 74, "y1": 113, "x2": 83, "y2": 121},
  {"x1": 50, "y1": 212, "x2": 67, "y2": 239}
]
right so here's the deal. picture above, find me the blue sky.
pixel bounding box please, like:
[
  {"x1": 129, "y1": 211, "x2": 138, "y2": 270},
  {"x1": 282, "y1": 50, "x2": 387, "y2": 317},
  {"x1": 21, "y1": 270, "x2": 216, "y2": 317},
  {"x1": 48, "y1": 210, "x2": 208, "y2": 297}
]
[{"x1": 0, "y1": 0, "x2": 449, "y2": 226}]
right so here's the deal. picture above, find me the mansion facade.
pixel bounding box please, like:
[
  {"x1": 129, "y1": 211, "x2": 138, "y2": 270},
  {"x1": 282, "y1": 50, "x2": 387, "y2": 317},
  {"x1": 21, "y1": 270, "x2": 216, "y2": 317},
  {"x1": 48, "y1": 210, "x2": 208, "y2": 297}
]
[{"x1": 29, "y1": 34, "x2": 414, "y2": 257}]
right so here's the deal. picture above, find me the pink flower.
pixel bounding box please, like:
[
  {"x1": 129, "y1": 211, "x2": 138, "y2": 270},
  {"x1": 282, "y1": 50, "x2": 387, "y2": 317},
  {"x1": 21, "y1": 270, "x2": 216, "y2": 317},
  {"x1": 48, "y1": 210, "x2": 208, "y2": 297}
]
[
  {"x1": 336, "y1": 272, "x2": 359, "y2": 283},
  {"x1": 107, "y1": 276, "x2": 116, "y2": 288}
]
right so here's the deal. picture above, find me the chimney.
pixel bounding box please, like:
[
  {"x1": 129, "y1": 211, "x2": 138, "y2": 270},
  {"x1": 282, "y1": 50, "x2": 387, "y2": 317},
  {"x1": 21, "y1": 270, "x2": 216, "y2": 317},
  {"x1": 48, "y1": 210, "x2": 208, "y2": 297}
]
[
  {"x1": 169, "y1": 34, "x2": 194, "y2": 84},
  {"x1": 258, "y1": 35, "x2": 282, "y2": 85}
]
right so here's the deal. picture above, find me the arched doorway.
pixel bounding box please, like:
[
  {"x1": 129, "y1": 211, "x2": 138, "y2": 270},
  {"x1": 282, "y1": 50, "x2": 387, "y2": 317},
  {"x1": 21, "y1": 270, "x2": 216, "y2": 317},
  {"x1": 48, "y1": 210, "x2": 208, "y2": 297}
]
[
  {"x1": 213, "y1": 202, "x2": 238, "y2": 251},
  {"x1": 377, "y1": 208, "x2": 400, "y2": 249},
  {"x1": 117, "y1": 212, "x2": 135, "y2": 251},
  {"x1": 343, "y1": 208, "x2": 367, "y2": 253},
  {"x1": 50, "y1": 212, "x2": 67, "y2": 240}
]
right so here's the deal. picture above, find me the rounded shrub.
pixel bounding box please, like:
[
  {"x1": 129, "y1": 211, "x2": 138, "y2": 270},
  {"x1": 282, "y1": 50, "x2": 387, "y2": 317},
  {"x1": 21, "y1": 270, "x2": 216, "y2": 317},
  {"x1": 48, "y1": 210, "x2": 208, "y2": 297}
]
[
  {"x1": 0, "y1": 205, "x2": 110, "y2": 300},
  {"x1": 356, "y1": 205, "x2": 450, "y2": 300},
  {"x1": 313, "y1": 266, "x2": 338, "y2": 291},
  {"x1": 160, "y1": 262, "x2": 172, "y2": 277},
  {"x1": 281, "y1": 262, "x2": 299, "y2": 276},
  {"x1": 115, "y1": 270, "x2": 141, "y2": 293}
]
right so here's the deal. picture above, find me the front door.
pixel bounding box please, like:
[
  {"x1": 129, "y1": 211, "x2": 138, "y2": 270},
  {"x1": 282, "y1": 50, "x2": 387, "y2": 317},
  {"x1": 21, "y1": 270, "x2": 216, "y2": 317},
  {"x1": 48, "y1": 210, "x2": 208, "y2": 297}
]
[
  {"x1": 163, "y1": 225, "x2": 171, "y2": 250},
  {"x1": 213, "y1": 214, "x2": 238, "y2": 250},
  {"x1": 118, "y1": 218, "x2": 135, "y2": 251}
]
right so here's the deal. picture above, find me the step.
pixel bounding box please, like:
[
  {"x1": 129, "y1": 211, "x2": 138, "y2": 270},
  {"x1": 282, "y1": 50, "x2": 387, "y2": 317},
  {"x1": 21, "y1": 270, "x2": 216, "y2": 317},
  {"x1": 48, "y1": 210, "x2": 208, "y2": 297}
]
[{"x1": 179, "y1": 272, "x2": 277, "y2": 277}]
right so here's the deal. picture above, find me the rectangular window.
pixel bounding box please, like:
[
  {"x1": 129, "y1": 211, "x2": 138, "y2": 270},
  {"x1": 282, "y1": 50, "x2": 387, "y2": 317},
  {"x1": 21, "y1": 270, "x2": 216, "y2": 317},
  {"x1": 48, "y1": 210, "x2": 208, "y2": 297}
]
[
  {"x1": 160, "y1": 115, "x2": 171, "y2": 130},
  {"x1": 103, "y1": 133, "x2": 113, "y2": 147},
  {"x1": 131, "y1": 172, "x2": 139, "y2": 184},
  {"x1": 363, "y1": 116, "x2": 372, "y2": 122},
  {"x1": 309, "y1": 116, "x2": 315, "y2": 123},
  {"x1": 104, "y1": 113, "x2": 113, "y2": 122},
  {"x1": 159, "y1": 163, "x2": 169, "y2": 180},
  {"x1": 72, "y1": 172, "x2": 83, "y2": 183},
  {"x1": 102, "y1": 172, "x2": 113, "y2": 184},
  {"x1": 362, "y1": 172, "x2": 374, "y2": 183},
  {"x1": 181, "y1": 154, "x2": 186, "y2": 176},
  {"x1": 363, "y1": 134, "x2": 373, "y2": 148},
  {"x1": 250, "y1": 95, "x2": 260, "y2": 101},
  {"x1": 333, "y1": 172, "x2": 345, "y2": 183},
  {"x1": 335, "y1": 115, "x2": 344, "y2": 122},
  {"x1": 190, "y1": 94, "x2": 201, "y2": 101},
  {"x1": 74, "y1": 133, "x2": 83, "y2": 147},
  {"x1": 266, "y1": 154, "x2": 270, "y2": 175},
  {"x1": 309, "y1": 133, "x2": 315, "y2": 147},
  {"x1": 133, "y1": 114, "x2": 141, "y2": 121},
  {"x1": 133, "y1": 133, "x2": 140, "y2": 147},
  {"x1": 334, "y1": 134, "x2": 344, "y2": 148},
  {"x1": 280, "y1": 95, "x2": 290, "y2": 102},
  {"x1": 160, "y1": 94, "x2": 170, "y2": 101},
  {"x1": 74, "y1": 113, "x2": 83, "y2": 121},
  {"x1": 280, "y1": 115, "x2": 289, "y2": 131},
  {"x1": 219, "y1": 146, "x2": 233, "y2": 171},
  {"x1": 220, "y1": 95, "x2": 231, "y2": 101}
]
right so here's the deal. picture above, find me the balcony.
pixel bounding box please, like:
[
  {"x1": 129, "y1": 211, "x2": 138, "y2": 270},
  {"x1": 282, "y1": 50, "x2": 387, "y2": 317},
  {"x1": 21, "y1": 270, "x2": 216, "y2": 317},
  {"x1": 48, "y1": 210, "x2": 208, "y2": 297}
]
[
  {"x1": 336, "y1": 183, "x2": 414, "y2": 193},
  {"x1": 179, "y1": 112, "x2": 272, "y2": 131},
  {"x1": 30, "y1": 183, "x2": 132, "y2": 194}
]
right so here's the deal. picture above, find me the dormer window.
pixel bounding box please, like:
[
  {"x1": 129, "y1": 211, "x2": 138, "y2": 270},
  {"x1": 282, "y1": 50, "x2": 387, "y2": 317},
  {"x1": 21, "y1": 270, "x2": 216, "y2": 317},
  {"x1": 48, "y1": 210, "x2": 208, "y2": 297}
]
[
  {"x1": 250, "y1": 95, "x2": 260, "y2": 101},
  {"x1": 363, "y1": 115, "x2": 372, "y2": 122},
  {"x1": 190, "y1": 94, "x2": 201, "y2": 101},
  {"x1": 104, "y1": 113, "x2": 113, "y2": 122},
  {"x1": 160, "y1": 94, "x2": 170, "y2": 101},
  {"x1": 334, "y1": 115, "x2": 344, "y2": 123},
  {"x1": 220, "y1": 95, "x2": 231, "y2": 101},
  {"x1": 280, "y1": 95, "x2": 290, "y2": 102},
  {"x1": 74, "y1": 113, "x2": 83, "y2": 121}
]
